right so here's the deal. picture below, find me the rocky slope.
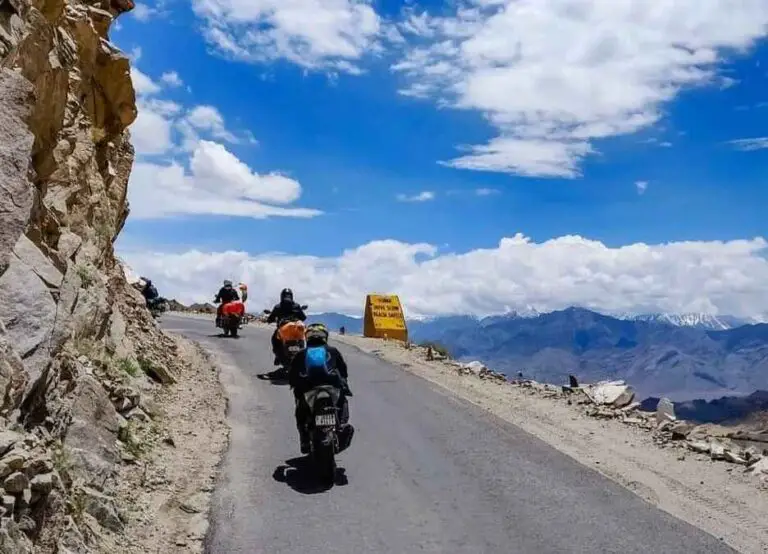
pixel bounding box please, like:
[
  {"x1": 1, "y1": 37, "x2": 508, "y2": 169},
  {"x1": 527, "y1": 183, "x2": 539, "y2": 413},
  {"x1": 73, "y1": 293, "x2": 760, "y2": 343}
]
[{"x1": 0, "y1": 1, "x2": 206, "y2": 551}]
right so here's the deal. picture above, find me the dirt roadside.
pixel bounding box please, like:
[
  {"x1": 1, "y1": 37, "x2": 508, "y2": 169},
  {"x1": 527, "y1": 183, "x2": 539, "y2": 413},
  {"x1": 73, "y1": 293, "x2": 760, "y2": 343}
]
[
  {"x1": 99, "y1": 336, "x2": 228, "y2": 553},
  {"x1": 334, "y1": 333, "x2": 768, "y2": 554}
]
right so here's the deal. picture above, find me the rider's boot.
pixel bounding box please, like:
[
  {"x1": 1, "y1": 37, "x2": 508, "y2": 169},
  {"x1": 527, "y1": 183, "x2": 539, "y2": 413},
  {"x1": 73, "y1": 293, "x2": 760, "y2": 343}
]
[{"x1": 299, "y1": 428, "x2": 310, "y2": 454}]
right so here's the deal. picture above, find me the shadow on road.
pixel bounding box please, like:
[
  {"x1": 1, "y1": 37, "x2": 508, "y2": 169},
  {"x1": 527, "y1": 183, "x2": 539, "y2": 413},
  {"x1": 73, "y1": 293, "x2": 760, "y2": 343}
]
[
  {"x1": 207, "y1": 333, "x2": 241, "y2": 339},
  {"x1": 272, "y1": 457, "x2": 348, "y2": 494},
  {"x1": 256, "y1": 369, "x2": 290, "y2": 385}
]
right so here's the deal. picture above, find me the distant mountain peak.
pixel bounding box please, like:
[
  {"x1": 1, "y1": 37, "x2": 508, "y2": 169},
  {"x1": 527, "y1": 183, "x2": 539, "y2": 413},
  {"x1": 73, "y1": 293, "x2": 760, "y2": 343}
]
[{"x1": 622, "y1": 312, "x2": 746, "y2": 331}]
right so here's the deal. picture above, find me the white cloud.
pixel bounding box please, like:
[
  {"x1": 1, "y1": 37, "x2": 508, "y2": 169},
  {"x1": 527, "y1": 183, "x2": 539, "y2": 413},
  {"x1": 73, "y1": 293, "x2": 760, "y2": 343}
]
[
  {"x1": 475, "y1": 188, "x2": 500, "y2": 196},
  {"x1": 131, "y1": 103, "x2": 175, "y2": 155},
  {"x1": 161, "y1": 71, "x2": 184, "y2": 87},
  {"x1": 132, "y1": 3, "x2": 156, "y2": 21},
  {"x1": 129, "y1": 47, "x2": 142, "y2": 62},
  {"x1": 635, "y1": 180, "x2": 648, "y2": 194},
  {"x1": 130, "y1": 68, "x2": 161, "y2": 96},
  {"x1": 126, "y1": 64, "x2": 316, "y2": 218},
  {"x1": 121, "y1": 234, "x2": 768, "y2": 321},
  {"x1": 192, "y1": 0, "x2": 382, "y2": 73},
  {"x1": 729, "y1": 137, "x2": 768, "y2": 151},
  {"x1": 128, "y1": 141, "x2": 321, "y2": 219},
  {"x1": 182, "y1": 105, "x2": 239, "y2": 144},
  {"x1": 396, "y1": 191, "x2": 435, "y2": 202},
  {"x1": 393, "y1": 1, "x2": 768, "y2": 178}
]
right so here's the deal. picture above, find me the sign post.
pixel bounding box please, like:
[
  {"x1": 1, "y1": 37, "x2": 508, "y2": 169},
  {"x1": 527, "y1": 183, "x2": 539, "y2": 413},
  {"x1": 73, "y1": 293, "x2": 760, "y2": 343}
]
[{"x1": 363, "y1": 294, "x2": 408, "y2": 343}]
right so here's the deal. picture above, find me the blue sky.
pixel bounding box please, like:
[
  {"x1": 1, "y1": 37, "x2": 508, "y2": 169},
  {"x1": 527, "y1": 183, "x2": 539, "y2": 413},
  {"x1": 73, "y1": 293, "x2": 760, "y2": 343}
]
[{"x1": 115, "y1": 0, "x2": 768, "y2": 319}]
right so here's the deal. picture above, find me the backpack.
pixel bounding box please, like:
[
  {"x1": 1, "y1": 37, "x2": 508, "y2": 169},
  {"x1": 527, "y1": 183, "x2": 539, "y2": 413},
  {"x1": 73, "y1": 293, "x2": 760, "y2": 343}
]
[{"x1": 304, "y1": 345, "x2": 332, "y2": 381}]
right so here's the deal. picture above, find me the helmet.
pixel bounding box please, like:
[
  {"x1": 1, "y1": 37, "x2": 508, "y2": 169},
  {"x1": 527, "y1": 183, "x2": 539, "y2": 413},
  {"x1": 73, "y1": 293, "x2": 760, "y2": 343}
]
[
  {"x1": 223, "y1": 280, "x2": 233, "y2": 287},
  {"x1": 280, "y1": 288, "x2": 293, "y2": 302},
  {"x1": 305, "y1": 323, "x2": 329, "y2": 344}
]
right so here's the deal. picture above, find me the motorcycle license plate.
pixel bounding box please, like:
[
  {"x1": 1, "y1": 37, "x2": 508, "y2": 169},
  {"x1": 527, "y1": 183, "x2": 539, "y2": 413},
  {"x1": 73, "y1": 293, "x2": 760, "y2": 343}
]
[{"x1": 315, "y1": 413, "x2": 336, "y2": 427}]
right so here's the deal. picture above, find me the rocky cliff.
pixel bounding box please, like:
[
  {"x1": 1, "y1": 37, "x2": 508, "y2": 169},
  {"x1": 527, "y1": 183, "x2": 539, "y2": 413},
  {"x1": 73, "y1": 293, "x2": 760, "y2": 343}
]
[{"x1": 0, "y1": 0, "x2": 187, "y2": 551}]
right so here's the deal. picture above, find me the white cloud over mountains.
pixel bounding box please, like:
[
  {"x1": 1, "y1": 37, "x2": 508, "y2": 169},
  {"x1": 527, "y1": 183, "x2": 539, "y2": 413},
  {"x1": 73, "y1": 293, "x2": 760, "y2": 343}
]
[
  {"x1": 122, "y1": 234, "x2": 768, "y2": 320},
  {"x1": 127, "y1": 66, "x2": 319, "y2": 219}
]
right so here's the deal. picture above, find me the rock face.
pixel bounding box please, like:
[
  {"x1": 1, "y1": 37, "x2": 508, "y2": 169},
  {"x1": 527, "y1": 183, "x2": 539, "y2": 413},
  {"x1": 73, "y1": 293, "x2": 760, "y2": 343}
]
[{"x1": 0, "y1": 1, "x2": 182, "y2": 551}]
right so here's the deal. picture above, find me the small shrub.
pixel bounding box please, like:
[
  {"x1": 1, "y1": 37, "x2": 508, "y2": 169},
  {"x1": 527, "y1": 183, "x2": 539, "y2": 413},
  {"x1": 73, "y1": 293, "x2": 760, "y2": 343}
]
[
  {"x1": 116, "y1": 357, "x2": 139, "y2": 377},
  {"x1": 75, "y1": 264, "x2": 94, "y2": 288}
]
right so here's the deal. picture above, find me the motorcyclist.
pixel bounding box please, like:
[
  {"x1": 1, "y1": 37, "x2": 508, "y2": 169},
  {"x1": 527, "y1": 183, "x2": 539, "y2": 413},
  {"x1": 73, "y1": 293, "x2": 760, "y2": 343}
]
[
  {"x1": 214, "y1": 280, "x2": 240, "y2": 324},
  {"x1": 140, "y1": 277, "x2": 159, "y2": 307},
  {"x1": 288, "y1": 323, "x2": 353, "y2": 454},
  {"x1": 266, "y1": 288, "x2": 307, "y2": 365}
]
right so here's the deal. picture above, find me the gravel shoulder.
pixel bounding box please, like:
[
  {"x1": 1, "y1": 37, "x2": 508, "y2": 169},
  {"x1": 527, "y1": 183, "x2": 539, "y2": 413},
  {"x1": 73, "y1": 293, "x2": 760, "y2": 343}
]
[
  {"x1": 334, "y1": 334, "x2": 768, "y2": 554},
  {"x1": 100, "y1": 335, "x2": 228, "y2": 553}
]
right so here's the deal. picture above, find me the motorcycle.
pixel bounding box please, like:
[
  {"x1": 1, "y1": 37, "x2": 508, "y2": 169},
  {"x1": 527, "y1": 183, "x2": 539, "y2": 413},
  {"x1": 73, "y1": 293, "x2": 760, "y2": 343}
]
[
  {"x1": 278, "y1": 319, "x2": 307, "y2": 366},
  {"x1": 303, "y1": 384, "x2": 342, "y2": 483},
  {"x1": 147, "y1": 297, "x2": 168, "y2": 319},
  {"x1": 216, "y1": 300, "x2": 245, "y2": 337},
  {"x1": 261, "y1": 305, "x2": 308, "y2": 379}
]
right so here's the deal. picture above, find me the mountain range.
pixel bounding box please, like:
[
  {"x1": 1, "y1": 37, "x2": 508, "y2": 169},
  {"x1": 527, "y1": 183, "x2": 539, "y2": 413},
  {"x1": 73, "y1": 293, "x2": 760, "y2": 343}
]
[{"x1": 308, "y1": 308, "x2": 768, "y2": 401}]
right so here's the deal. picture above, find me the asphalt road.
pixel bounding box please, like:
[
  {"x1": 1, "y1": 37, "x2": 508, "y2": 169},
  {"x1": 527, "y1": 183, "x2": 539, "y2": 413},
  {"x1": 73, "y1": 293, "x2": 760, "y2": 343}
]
[{"x1": 163, "y1": 314, "x2": 735, "y2": 554}]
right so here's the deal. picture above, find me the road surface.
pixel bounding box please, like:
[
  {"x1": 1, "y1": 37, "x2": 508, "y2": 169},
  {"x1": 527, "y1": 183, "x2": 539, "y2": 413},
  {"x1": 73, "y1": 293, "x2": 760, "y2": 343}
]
[{"x1": 163, "y1": 314, "x2": 735, "y2": 554}]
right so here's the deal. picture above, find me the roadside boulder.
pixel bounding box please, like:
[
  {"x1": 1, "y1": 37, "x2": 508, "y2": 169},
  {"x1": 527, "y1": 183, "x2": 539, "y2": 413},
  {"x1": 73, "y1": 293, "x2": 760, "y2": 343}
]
[
  {"x1": 656, "y1": 398, "x2": 677, "y2": 425},
  {"x1": 582, "y1": 380, "x2": 635, "y2": 408}
]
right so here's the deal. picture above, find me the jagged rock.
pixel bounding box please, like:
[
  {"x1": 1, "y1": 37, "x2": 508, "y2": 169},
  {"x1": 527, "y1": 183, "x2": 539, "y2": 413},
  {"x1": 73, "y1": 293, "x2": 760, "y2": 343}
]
[
  {"x1": 656, "y1": 398, "x2": 677, "y2": 424},
  {"x1": 0, "y1": 520, "x2": 33, "y2": 553},
  {"x1": 139, "y1": 359, "x2": 177, "y2": 385},
  {"x1": 668, "y1": 421, "x2": 694, "y2": 439},
  {"x1": 582, "y1": 380, "x2": 635, "y2": 408},
  {"x1": 17, "y1": 514, "x2": 36, "y2": 534},
  {"x1": 0, "y1": 453, "x2": 27, "y2": 479},
  {"x1": 63, "y1": 375, "x2": 120, "y2": 487},
  {"x1": 0, "y1": 323, "x2": 28, "y2": 415},
  {"x1": 0, "y1": 257, "x2": 58, "y2": 383},
  {"x1": 139, "y1": 396, "x2": 161, "y2": 418},
  {"x1": 12, "y1": 235, "x2": 64, "y2": 289},
  {"x1": 0, "y1": 431, "x2": 22, "y2": 457},
  {"x1": 724, "y1": 450, "x2": 748, "y2": 465},
  {"x1": 125, "y1": 407, "x2": 150, "y2": 423},
  {"x1": 744, "y1": 447, "x2": 763, "y2": 463},
  {"x1": 687, "y1": 441, "x2": 711, "y2": 454},
  {"x1": 56, "y1": 515, "x2": 91, "y2": 554},
  {"x1": 0, "y1": 68, "x2": 34, "y2": 274},
  {"x1": 710, "y1": 443, "x2": 727, "y2": 461},
  {"x1": 3, "y1": 471, "x2": 29, "y2": 494},
  {"x1": 24, "y1": 455, "x2": 54, "y2": 478},
  {"x1": 1, "y1": 495, "x2": 14, "y2": 514},
  {"x1": 747, "y1": 457, "x2": 768, "y2": 476},
  {"x1": 30, "y1": 472, "x2": 54, "y2": 494},
  {"x1": 80, "y1": 486, "x2": 123, "y2": 532}
]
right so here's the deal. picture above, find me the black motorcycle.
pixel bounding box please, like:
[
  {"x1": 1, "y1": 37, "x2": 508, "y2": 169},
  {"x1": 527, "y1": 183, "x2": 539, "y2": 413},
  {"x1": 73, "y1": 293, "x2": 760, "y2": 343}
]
[{"x1": 302, "y1": 384, "x2": 342, "y2": 484}]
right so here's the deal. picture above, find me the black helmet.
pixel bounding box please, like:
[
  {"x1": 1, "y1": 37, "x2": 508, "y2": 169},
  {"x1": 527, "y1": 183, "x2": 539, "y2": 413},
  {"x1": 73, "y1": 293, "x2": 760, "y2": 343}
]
[
  {"x1": 280, "y1": 288, "x2": 293, "y2": 302},
  {"x1": 223, "y1": 280, "x2": 233, "y2": 287}
]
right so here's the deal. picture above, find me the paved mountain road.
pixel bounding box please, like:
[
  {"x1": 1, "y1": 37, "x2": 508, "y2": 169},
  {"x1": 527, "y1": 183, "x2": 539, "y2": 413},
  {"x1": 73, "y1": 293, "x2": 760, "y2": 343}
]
[{"x1": 163, "y1": 314, "x2": 735, "y2": 554}]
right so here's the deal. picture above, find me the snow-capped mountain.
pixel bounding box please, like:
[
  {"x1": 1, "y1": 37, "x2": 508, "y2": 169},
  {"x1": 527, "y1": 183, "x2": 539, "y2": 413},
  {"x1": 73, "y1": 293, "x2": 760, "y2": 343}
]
[{"x1": 621, "y1": 313, "x2": 750, "y2": 331}]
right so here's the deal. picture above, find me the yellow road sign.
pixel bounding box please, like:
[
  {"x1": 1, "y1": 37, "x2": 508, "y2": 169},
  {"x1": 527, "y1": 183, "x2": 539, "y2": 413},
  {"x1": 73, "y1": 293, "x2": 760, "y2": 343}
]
[{"x1": 363, "y1": 294, "x2": 408, "y2": 342}]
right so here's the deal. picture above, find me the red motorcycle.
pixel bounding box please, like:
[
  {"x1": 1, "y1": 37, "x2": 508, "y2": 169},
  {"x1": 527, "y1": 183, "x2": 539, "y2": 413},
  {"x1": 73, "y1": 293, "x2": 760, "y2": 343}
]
[{"x1": 216, "y1": 300, "x2": 245, "y2": 337}]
